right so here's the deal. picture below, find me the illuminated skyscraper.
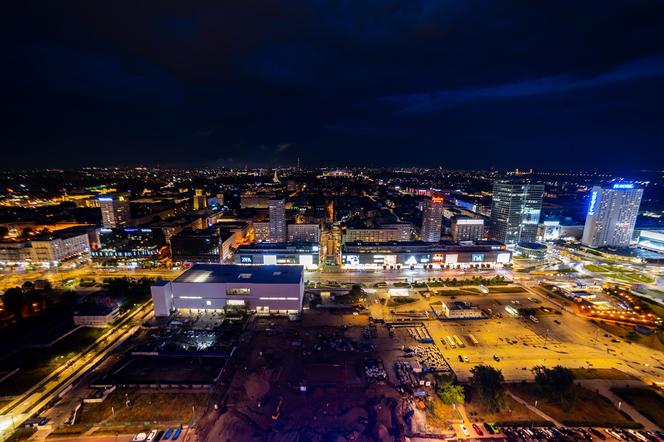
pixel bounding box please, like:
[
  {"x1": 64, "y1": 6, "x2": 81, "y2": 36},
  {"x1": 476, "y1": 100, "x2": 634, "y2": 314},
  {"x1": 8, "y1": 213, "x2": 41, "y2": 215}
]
[
  {"x1": 489, "y1": 180, "x2": 544, "y2": 245},
  {"x1": 268, "y1": 198, "x2": 287, "y2": 242},
  {"x1": 581, "y1": 184, "x2": 643, "y2": 248},
  {"x1": 99, "y1": 193, "x2": 131, "y2": 228},
  {"x1": 421, "y1": 197, "x2": 444, "y2": 242},
  {"x1": 193, "y1": 188, "x2": 207, "y2": 210}
]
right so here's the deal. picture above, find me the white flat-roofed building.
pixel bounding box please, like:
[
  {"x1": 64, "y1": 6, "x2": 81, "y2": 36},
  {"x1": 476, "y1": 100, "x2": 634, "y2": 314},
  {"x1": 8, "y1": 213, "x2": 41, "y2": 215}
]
[
  {"x1": 638, "y1": 230, "x2": 664, "y2": 253},
  {"x1": 150, "y1": 264, "x2": 304, "y2": 317},
  {"x1": 73, "y1": 304, "x2": 120, "y2": 326},
  {"x1": 29, "y1": 227, "x2": 91, "y2": 264},
  {"x1": 442, "y1": 301, "x2": 483, "y2": 319}
]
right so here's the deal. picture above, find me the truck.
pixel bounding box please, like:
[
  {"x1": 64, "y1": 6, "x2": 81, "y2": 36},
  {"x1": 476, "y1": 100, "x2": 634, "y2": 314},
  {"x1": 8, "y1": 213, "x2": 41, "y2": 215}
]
[
  {"x1": 453, "y1": 335, "x2": 465, "y2": 348},
  {"x1": 467, "y1": 334, "x2": 479, "y2": 346}
]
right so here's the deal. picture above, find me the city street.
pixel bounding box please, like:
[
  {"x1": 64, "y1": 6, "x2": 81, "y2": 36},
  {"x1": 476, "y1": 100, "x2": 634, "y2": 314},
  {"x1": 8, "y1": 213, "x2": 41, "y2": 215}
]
[{"x1": 0, "y1": 302, "x2": 154, "y2": 441}]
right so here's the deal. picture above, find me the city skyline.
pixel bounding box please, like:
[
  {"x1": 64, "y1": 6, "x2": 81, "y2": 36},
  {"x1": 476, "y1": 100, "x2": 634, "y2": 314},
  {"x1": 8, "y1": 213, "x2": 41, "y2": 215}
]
[{"x1": 1, "y1": 3, "x2": 663, "y2": 441}]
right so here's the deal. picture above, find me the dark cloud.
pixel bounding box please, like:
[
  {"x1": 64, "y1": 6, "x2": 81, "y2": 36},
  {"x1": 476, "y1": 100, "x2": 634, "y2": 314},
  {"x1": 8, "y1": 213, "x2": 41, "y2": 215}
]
[{"x1": 1, "y1": 0, "x2": 663, "y2": 169}]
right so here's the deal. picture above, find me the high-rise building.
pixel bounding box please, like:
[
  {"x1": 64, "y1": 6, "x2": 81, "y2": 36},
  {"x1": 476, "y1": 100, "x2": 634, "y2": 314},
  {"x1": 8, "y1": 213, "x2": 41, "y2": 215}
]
[
  {"x1": 99, "y1": 193, "x2": 131, "y2": 228},
  {"x1": 268, "y1": 198, "x2": 287, "y2": 242},
  {"x1": 581, "y1": 184, "x2": 643, "y2": 248},
  {"x1": 193, "y1": 188, "x2": 207, "y2": 210},
  {"x1": 451, "y1": 218, "x2": 485, "y2": 242},
  {"x1": 489, "y1": 180, "x2": 544, "y2": 245},
  {"x1": 421, "y1": 197, "x2": 444, "y2": 242}
]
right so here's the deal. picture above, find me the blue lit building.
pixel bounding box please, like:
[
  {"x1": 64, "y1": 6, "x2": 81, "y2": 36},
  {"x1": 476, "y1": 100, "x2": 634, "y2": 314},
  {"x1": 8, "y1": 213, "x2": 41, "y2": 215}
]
[{"x1": 581, "y1": 184, "x2": 643, "y2": 248}]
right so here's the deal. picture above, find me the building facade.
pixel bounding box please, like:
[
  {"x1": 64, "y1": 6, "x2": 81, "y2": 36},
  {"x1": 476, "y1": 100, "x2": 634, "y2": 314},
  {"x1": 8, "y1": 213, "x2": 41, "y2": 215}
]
[
  {"x1": 343, "y1": 227, "x2": 405, "y2": 243},
  {"x1": 341, "y1": 240, "x2": 511, "y2": 269},
  {"x1": 582, "y1": 184, "x2": 643, "y2": 248},
  {"x1": 441, "y1": 301, "x2": 483, "y2": 319},
  {"x1": 28, "y1": 228, "x2": 91, "y2": 264},
  {"x1": 91, "y1": 227, "x2": 164, "y2": 266},
  {"x1": 234, "y1": 242, "x2": 319, "y2": 269},
  {"x1": 489, "y1": 180, "x2": 544, "y2": 245},
  {"x1": 99, "y1": 194, "x2": 131, "y2": 228},
  {"x1": 253, "y1": 221, "x2": 270, "y2": 242},
  {"x1": 638, "y1": 230, "x2": 664, "y2": 253},
  {"x1": 451, "y1": 218, "x2": 485, "y2": 242},
  {"x1": 421, "y1": 197, "x2": 444, "y2": 242},
  {"x1": 287, "y1": 223, "x2": 320, "y2": 243},
  {"x1": 170, "y1": 228, "x2": 222, "y2": 263},
  {"x1": 193, "y1": 188, "x2": 207, "y2": 210},
  {"x1": 150, "y1": 264, "x2": 304, "y2": 316},
  {"x1": 537, "y1": 221, "x2": 561, "y2": 241},
  {"x1": 268, "y1": 198, "x2": 287, "y2": 242}
]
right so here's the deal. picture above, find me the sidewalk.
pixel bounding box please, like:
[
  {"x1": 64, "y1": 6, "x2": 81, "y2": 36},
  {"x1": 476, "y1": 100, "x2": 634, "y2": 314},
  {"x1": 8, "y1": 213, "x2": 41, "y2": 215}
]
[
  {"x1": 507, "y1": 390, "x2": 563, "y2": 427},
  {"x1": 577, "y1": 379, "x2": 660, "y2": 431}
]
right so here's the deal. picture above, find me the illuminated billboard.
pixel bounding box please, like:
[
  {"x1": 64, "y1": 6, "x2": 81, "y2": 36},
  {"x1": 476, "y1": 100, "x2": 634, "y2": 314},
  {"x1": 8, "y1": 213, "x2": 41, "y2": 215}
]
[
  {"x1": 299, "y1": 255, "x2": 313, "y2": 266},
  {"x1": 588, "y1": 190, "x2": 598, "y2": 215}
]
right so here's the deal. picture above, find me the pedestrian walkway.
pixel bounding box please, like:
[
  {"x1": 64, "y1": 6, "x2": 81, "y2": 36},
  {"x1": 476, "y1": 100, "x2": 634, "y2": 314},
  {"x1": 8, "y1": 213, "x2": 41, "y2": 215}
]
[
  {"x1": 507, "y1": 390, "x2": 563, "y2": 427},
  {"x1": 578, "y1": 379, "x2": 660, "y2": 431}
]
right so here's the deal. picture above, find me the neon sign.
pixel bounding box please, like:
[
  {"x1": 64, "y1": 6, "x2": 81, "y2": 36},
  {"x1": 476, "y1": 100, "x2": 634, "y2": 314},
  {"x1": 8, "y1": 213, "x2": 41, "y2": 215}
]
[
  {"x1": 588, "y1": 191, "x2": 598, "y2": 215},
  {"x1": 612, "y1": 183, "x2": 634, "y2": 189}
]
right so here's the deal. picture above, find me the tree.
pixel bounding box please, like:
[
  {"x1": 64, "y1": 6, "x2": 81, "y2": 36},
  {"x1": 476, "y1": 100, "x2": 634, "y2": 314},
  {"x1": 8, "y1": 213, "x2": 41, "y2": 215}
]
[
  {"x1": 533, "y1": 365, "x2": 577, "y2": 410},
  {"x1": 469, "y1": 365, "x2": 506, "y2": 412},
  {"x1": 2, "y1": 287, "x2": 26, "y2": 318},
  {"x1": 436, "y1": 381, "x2": 465, "y2": 405}
]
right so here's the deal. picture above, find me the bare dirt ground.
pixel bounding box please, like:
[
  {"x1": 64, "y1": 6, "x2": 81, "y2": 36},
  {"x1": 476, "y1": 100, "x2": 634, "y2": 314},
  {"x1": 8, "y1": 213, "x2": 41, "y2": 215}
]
[{"x1": 199, "y1": 312, "x2": 412, "y2": 442}]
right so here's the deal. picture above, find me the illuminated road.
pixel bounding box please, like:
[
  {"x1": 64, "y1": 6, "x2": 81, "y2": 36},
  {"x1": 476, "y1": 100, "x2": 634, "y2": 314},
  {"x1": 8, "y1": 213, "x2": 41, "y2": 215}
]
[
  {"x1": 1, "y1": 243, "x2": 663, "y2": 439},
  {"x1": 0, "y1": 302, "x2": 153, "y2": 441},
  {"x1": 0, "y1": 264, "x2": 184, "y2": 290}
]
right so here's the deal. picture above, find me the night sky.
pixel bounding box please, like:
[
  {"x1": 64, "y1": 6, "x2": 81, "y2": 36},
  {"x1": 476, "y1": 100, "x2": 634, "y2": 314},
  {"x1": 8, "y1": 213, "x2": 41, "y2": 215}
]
[{"x1": 3, "y1": 1, "x2": 664, "y2": 170}]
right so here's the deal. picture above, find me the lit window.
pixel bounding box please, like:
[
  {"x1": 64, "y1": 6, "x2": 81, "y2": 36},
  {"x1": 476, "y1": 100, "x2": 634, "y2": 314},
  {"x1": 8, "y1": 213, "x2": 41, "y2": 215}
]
[{"x1": 226, "y1": 287, "x2": 251, "y2": 295}]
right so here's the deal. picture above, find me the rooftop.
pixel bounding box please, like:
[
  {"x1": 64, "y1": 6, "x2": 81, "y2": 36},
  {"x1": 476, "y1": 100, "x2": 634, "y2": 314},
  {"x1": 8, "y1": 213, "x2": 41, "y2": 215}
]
[{"x1": 174, "y1": 263, "x2": 303, "y2": 284}]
